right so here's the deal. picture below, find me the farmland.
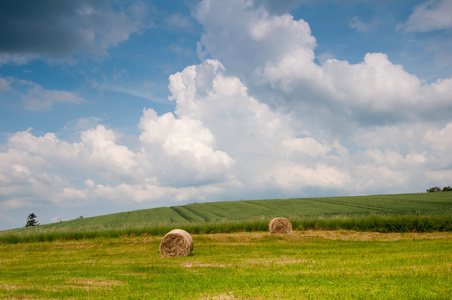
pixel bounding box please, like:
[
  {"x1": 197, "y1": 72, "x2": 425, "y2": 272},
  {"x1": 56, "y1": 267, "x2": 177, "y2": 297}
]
[
  {"x1": 1, "y1": 192, "x2": 451, "y2": 243},
  {"x1": 42, "y1": 192, "x2": 452, "y2": 227},
  {"x1": 0, "y1": 193, "x2": 451, "y2": 299},
  {"x1": 0, "y1": 231, "x2": 450, "y2": 299}
]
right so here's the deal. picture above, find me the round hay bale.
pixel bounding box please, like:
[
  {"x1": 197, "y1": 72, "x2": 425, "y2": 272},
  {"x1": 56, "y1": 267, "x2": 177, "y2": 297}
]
[
  {"x1": 159, "y1": 229, "x2": 193, "y2": 257},
  {"x1": 269, "y1": 217, "x2": 292, "y2": 234}
]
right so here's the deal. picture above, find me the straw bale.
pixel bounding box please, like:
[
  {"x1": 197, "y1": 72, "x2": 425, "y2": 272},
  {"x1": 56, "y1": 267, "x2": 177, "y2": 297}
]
[
  {"x1": 269, "y1": 217, "x2": 293, "y2": 234},
  {"x1": 159, "y1": 229, "x2": 193, "y2": 257}
]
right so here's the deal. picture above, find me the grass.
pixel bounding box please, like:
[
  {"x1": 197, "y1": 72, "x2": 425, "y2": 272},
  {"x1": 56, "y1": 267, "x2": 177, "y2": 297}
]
[
  {"x1": 1, "y1": 215, "x2": 451, "y2": 244},
  {"x1": 1, "y1": 193, "x2": 450, "y2": 298},
  {"x1": 1, "y1": 192, "x2": 451, "y2": 243},
  {"x1": 0, "y1": 231, "x2": 450, "y2": 299}
]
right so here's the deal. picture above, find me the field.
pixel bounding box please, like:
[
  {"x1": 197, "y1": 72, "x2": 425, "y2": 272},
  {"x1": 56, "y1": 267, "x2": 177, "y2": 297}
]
[
  {"x1": 1, "y1": 192, "x2": 451, "y2": 243},
  {"x1": 1, "y1": 231, "x2": 451, "y2": 299},
  {"x1": 33, "y1": 192, "x2": 452, "y2": 227},
  {"x1": 1, "y1": 193, "x2": 451, "y2": 299}
]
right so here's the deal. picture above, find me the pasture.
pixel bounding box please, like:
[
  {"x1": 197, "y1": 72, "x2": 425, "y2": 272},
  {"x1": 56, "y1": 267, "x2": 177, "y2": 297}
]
[{"x1": 0, "y1": 231, "x2": 451, "y2": 299}]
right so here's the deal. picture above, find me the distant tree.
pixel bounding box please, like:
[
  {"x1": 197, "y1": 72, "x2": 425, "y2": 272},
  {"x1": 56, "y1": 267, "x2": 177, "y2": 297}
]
[
  {"x1": 77, "y1": 216, "x2": 84, "y2": 219},
  {"x1": 442, "y1": 186, "x2": 452, "y2": 192},
  {"x1": 426, "y1": 186, "x2": 441, "y2": 193},
  {"x1": 25, "y1": 213, "x2": 39, "y2": 227}
]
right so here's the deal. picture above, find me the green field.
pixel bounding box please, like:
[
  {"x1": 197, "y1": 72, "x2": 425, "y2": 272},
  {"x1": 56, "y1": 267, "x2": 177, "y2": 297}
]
[
  {"x1": 1, "y1": 231, "x2": 450, "y2": 299},
  {"x1": 41, "y1": 192, "x2": 452, "y2": 228},
  {"x1": 1, "y1": 193, "x2": 451, "y2": 299},
  {"x1": 1, "y1": 192, "x2": 451, "y2": 243}
]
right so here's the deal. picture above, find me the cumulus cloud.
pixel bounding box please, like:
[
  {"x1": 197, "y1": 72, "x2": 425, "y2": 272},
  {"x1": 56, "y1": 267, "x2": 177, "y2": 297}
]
[
  {"x1": 1, "y1": 57, "x2": 452, "y2": 228},
  {"x1": 195, "y1": 0, "x2": 452, "y2": 130},
  {"x1": 167, "y1": 59, "x2": 352, "y2": 191},
  {"x1": 0, "y1": 0, "x2": 150, "y2": 64},
  {"x1": 398, "y1": 0, "x2": 452, "y2": 33},
  {"x1": 0, "y1": 59, "x2": 355, "y2": 214},
  {"x1": 138, "y1": 108, "x2": 234, "y2": 187}
]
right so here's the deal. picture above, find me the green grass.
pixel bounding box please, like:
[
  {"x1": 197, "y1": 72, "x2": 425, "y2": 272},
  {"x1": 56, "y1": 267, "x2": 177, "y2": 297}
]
[
  {"x1": 0, "y1": 231, "x2": 450, "y2": 299},
  {"x1": 1, "y1": 192, "x2": 451, "y2": 243}
]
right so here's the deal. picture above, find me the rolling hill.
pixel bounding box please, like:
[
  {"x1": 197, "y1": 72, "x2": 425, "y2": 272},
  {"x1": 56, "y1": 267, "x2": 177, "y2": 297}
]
[{"x1": 4, "y1": 192, "x2": 451, "y2": 235}]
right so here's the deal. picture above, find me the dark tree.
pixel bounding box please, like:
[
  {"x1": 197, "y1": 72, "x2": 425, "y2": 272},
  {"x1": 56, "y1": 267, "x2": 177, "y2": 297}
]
[
  {"x1": 426, "y1": 186, "x2": 441, "y2": 193},
  {"x1": 25, "y1": 213, "x2": 39, "y2": 227}
]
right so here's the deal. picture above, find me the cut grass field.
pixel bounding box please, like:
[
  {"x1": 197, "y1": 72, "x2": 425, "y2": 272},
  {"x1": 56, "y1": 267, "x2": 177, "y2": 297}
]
[
  {"x1": 1, "y1": 231, "x2": 450, "y2": 299},
  {"x1": 1, "y1": 193, "x2": 451, "y2": 299}
]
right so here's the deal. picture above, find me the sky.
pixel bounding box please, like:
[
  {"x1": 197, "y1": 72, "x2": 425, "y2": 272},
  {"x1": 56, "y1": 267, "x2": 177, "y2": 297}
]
[{"x1": 1, "y1": 0, "x2": 451, "y2": 230}]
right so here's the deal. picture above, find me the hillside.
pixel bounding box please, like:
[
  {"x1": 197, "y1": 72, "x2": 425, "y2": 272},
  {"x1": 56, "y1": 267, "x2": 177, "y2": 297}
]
[{"x1": 5, "y1": 192, "x2": 451, "y2": 234}]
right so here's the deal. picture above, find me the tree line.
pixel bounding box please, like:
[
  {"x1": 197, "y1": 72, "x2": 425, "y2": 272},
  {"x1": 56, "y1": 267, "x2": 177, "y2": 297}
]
[{"x1": 426, "y1": 186, "x2": 452, "y2": 193}]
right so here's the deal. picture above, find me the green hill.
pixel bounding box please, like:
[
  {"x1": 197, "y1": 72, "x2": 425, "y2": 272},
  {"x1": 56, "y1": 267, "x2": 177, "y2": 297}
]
[{"x1": 0, "y1": 192, "x2": 452, "y2": 234}]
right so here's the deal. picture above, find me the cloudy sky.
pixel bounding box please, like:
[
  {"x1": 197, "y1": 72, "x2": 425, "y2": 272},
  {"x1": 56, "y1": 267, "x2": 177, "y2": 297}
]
[{"x1": 1, "y1": 0, "x2": 451, "y2": 230}]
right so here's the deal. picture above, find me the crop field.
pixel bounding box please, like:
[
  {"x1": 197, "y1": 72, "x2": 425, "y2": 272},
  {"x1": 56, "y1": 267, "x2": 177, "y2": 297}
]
[
  {"x1": 49, "y1": 192, "x2": 452, "y2": 226},
  {"x1": 1, "y1": 231, "x2": 451, "y2": 299},
  {"x1": 1, "y1": 192, "x2": 451, "y2": 243}
]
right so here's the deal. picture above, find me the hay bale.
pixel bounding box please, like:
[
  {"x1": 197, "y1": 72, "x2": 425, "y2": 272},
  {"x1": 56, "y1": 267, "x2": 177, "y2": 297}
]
[
  {"x1": 159, "y1": 229, "x2": 193, "y2": 257},
  {"x1": 269, "y1": 217, "x2": 292, "y2": 234}
]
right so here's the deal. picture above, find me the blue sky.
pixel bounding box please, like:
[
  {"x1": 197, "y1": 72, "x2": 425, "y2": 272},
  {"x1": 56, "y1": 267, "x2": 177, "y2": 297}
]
[{"x1": 1, "y1": 0, "x2": 451, "y2": 230}]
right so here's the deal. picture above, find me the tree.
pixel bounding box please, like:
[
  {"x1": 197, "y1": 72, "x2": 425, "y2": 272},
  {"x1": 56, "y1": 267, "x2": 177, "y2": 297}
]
[
  {"x1": 25, "y1": 213, "x2": 39, "y2": 227},
  {"x1": 426, "y1": 186, "x2": 441, "y2": 193},
  {"x1": 443, "y1": 186, "x2": 452, "y2": 192}
]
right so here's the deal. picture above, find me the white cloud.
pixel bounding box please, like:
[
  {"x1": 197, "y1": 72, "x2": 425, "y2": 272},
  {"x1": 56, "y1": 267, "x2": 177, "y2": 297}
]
[
  {"x1": 80, "y1": 125, "x2": 137, "y2": 179},
  {"x1": 398, "y1": 0, "x2": 452, "y2": 33},
  {"x1": 1, "y1": 57, "x2": 451, "y2": 223},
  {"x1": 138, "y1": 108, "x2": 234, "y2": 187},
  {"x1": 195, "y1": 0, "x2": 452, "y2": 129},
  {"x1": 167, "y1": 59, "x2": 354, "y2": 193},
  {"x1": 0, "y1": 58, "x2": 355, "y2": 214},
  {"x1": 195, "y1": 0, "x2": 317, "y2": 86}
]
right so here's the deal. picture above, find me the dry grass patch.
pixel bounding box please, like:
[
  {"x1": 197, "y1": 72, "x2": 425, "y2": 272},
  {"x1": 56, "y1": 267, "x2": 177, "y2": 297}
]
[
  {"x1": 295, "y1": 230, "x2": 452, "y2": 241},
  {"x1": 182, "y1": 262, "x2": 233, "y2": 268},
  {"x1": 195, "y1": 230, "x2": 452, "y2": 244},
  {"x1": 201, "y1": 292, "x2": 236, "y2": 300},
  {"x1": 242, "y1": 257, "x2": 312, "y2": 267},
  {"x1": 69, "y1": 278, "x2": 124, "y2": 289},
  {"x1": 0, "y1": 284, "x2": 21, "y2": 291}
]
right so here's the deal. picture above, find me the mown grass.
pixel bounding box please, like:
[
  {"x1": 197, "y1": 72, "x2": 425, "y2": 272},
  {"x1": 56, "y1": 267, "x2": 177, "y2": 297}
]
[
  {"x1": 1, "y1": 192, "x2": 451, "y2": 244},
  {"x1": 0, "y1": 231, "x2": 450, "y2": 299}
]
